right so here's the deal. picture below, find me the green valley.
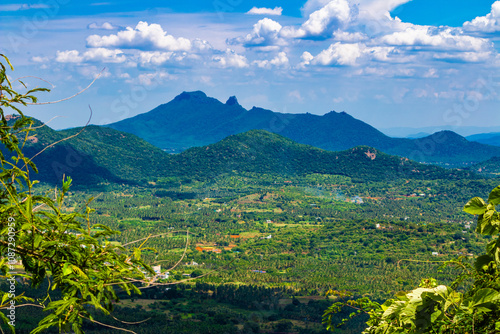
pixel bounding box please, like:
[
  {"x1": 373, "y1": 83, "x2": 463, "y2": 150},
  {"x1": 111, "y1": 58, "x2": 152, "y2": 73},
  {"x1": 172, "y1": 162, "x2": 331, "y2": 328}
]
[{"x1": 9, "y1": 169, "x2": 496, "y2": 333}]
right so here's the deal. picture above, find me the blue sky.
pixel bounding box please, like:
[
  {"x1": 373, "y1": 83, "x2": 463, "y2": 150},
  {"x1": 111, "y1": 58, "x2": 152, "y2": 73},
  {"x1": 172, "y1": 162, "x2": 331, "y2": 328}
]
[{"x1": 2, "y1": 0, "x2": 500, "y2": 132}]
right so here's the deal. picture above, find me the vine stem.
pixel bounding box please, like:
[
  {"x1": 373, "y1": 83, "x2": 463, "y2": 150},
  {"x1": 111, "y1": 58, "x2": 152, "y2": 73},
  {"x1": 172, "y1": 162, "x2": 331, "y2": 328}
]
[
  {"x1": 26, "y1": 68, "x2": 105, "y2": 105},
  {"x1": 82, "y1": 316, "x2": 137, "y2": 334}
]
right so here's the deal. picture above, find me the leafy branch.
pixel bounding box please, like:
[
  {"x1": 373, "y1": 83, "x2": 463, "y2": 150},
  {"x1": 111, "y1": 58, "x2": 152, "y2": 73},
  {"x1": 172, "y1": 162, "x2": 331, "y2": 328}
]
[{"x1": 0, "y1": 55, "x2": 154, "y2": 334}]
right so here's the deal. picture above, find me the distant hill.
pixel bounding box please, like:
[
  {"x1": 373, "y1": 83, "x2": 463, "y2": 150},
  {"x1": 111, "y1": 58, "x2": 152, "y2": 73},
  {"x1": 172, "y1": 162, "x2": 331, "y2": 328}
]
[
  {"x1": 106, "y1": 91, "x2": 500, "y2": 166},
  {"x1": 384, "y1": 131, "x2": 500, "y2": 167},
  {"x1": 381, "y1": 126, "x2": 500, "y2": 138},
  {"x1": 15, "y1": 118, "x2": 171, "y2": 185},
  {"x1": 468, "y1": 156, "x2": 500, "y2": 176},
  {"x1": 164, "y1": 130, "x2": 475, "y2": 182},
  {"x1": 467, "y1": 132, "x2": 500, "y2": 147}
]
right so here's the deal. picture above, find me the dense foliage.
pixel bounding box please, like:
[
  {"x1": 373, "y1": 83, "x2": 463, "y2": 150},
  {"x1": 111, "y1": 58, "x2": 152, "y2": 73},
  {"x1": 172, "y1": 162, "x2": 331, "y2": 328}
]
[{"x1": 3, "y1": 171, "x2": 485, "y2": 333}]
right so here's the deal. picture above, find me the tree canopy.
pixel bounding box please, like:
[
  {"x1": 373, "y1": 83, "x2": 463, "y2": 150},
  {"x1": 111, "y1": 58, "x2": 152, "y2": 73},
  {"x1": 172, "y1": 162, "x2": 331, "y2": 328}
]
[{"x1": 323, "y1": 184, "x2": 500, "y2": 333}]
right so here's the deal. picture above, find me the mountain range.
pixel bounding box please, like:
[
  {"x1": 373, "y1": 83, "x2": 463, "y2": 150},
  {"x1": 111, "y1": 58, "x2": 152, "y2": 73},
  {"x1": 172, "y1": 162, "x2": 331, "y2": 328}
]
[
  {"x1": 106, "y1": 91, "x2": 500, "y2": 167},
  {"x1": 16, "y1": 119, "x2": 475, "y2": 186},
  {"x1": 10, "y1": 90, "x2": 500, "y2": 186}
]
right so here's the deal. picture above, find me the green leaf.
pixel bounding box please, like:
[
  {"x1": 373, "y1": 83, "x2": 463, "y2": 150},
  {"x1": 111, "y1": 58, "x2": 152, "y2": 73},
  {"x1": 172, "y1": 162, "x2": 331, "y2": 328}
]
[
  {"x1": 381, "y1": 300, "x2": 406, "y2": 319},
  {"x1": 469, "y1": 288, "x2": 500, "y2": 310},
  {"x1": 463, "y1": 197, "x2": 487, "y2": 215},
  {"x1": 133, "y1": 248, "x2": 141, "y2": 260},
  {"x1": 488, "y1": 185, "x2": 500, "y2": 205},
  {"x1": 443, "y1": 291, "x2": 462, "y2": 313},
  {"x1": 430, "y1": 309, "x2": 442, "y2": 323},
  {"x1": 62, "y1": 263, "x2": 73, "y2": 276},
  {"x1": 477, "y1": 210, "x2": 499, "y2": 235},
  {"x1": 62, "y1": 176, "x2": 72, "y2": 193},
  {"x1": 474, "y1": 254, "x2": 494, "y2": 272},
  {"x1": 33, "y1": 234, "x2": 43, "y2": 248},
  {"x1": 1, "y1": 292, "x2": 10, "y2": 306}
]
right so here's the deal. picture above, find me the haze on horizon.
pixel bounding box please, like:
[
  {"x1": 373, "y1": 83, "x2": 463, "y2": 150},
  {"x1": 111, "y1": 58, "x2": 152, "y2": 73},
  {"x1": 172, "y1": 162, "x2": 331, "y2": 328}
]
[{"x1": 1, "y1": 0, "x2": 500, "y2": 132}]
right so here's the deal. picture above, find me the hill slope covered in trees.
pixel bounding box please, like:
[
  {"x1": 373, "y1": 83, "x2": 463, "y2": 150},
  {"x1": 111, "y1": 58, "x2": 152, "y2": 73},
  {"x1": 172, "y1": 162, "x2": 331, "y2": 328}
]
[{"x1": 14, "y1": 121, "x2": 478, "y2": 185}]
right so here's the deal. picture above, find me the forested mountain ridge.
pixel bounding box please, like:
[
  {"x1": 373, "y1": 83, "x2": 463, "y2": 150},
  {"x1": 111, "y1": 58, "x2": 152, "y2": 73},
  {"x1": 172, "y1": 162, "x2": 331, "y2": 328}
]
[
  {"x1": 164, "y1": 130, "x2": 476, "y2": 181},
  {"x1": 105, "y1": 91, "x2": 500, "y2": 167},
  {"x1": 468, "y1": 156, "x2": 500, "y2": 176},
  {"x1": 8, "y1": 118, "x2": 172, "y2": 185},
  {"x1": 384, "y1": 130, "x2": 500, "y2": 166},
  {"x1": 9, "y1": 119, "x2": 477, "y2": 185}
]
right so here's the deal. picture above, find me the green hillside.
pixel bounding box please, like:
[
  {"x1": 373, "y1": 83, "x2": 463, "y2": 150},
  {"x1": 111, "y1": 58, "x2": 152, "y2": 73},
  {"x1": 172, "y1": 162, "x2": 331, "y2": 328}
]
[
  {"x1": 386, "y1": 130, "x2": 500, "y2": 166},
  {"x1": 17, "y1": 118, "x2": 172, "y2": 185},
  {"x1": 14, "y1": 120, "x2": 477, "y2": 186},
  {"x1": 166, "y1": 130, "x2": 475, "y2": 182},
  {"x1": 468, "y1": 156, "x2": 500, "y2": 176}
]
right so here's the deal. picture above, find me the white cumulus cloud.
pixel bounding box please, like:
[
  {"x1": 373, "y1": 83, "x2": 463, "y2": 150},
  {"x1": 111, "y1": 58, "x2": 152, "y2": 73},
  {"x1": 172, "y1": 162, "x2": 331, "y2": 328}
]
[
  {"x1": 31, "y1": 56, "x2": 49, "y2": 63},
  {"x1": 212, "y1": 49, "x2": 249, "y2": 68},
  {"x1": 312, "y1": 42, "x2": 363, "y2": 66},
  {"x1": 55, "y1": 48, "x2": 126, "y2": 64},
  {"x1": 356, "y1": 0, "x2": 412, "y2": 18},
  {"x1": 229, "y1": 18, "x2": 285, "y2": 49},
  {"x1": 86, "y1": 21, "x2": 196, "y2": 51},
  {"x1": 433, "y1": 51, "x2": 492, "y2": 63},
  {"x1": 464, "y1": 1, "x2": 500, "y2": 32},
  {"x1": 83, "y1": 48, "x2": 127, "y2": 63},
  {"x1": 253, "y1": 52, "x2": 289, "y2": 69},
  {"x1": 281, "y1": 0, "x2": 352, "y2": 39},
  {"x1": 297, "y1": 51, "x2": 315, "y2": 69},
  {"x1": 138, "y1": 51, "x2": 173, "y2": 65},
  {"x1": 304, "y1": 41, "x2": 414, "y2": 68},
  {"x1": 247, "y1": 7, "x2": 283, "y2": 15},
  {"x1": 381, "y1": 26, "x2": 491, "y2": 52},
  {"x1": 301, "y1": 0, "x2": 410, "y2": 19},
  {"x1": 333, "y1": 30, "x2": 368, "y2": 42},
  {"x1": 301, "y1": 0, "x2": 335, "y2": 16},
  {"x1": 56, "y1": 50, "x2": 84, "y2": 63},
  {"x1": 88, "y1": 22, "x2": 118, "y2": 30}
]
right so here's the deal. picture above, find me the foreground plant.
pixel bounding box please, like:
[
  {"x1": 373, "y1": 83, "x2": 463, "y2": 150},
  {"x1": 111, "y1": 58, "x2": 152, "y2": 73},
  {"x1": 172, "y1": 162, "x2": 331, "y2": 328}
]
[
  {"x1": 0, "y1": 54, "x2": 153, "y2": 333},
  {"x1": 323, "y1": 185, "x2": 500, "y2": 333}
]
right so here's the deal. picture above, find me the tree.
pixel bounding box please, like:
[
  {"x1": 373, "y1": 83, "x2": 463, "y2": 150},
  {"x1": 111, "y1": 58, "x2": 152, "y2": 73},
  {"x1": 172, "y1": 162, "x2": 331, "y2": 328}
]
[
  {"x1": 323, "y1": 184, "x2": 500, "y2": 333},
  {"x1": 0, "y1": 54, "x2": 153, "y2": 333}
]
